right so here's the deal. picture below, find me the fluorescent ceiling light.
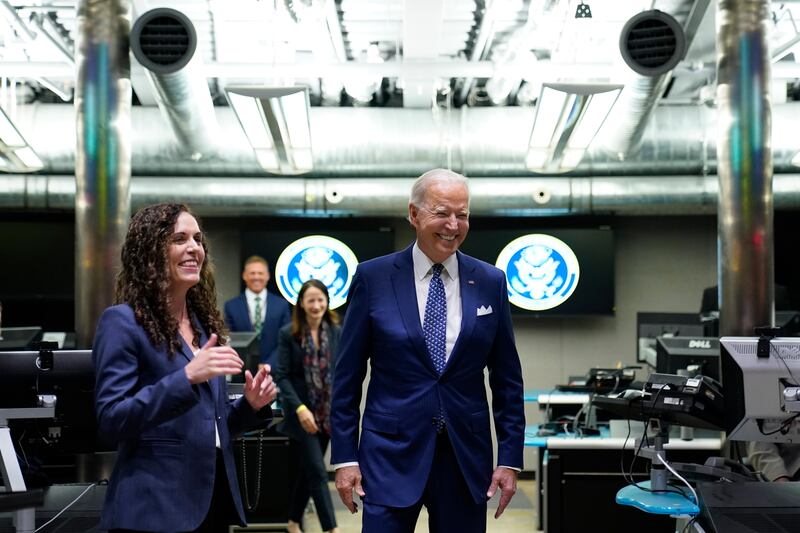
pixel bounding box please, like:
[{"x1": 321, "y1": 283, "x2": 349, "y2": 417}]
[
  {"x1": 0, "y1": 106, "x2": 44, "y2": 173},
  {"x1": 225, "y1": 86, "x2": 313, "y2": 175},
  {"x1": 15, "y1": 146, "x2": 43, "y2": 168},
  {"x1": 0, "y1": 107, "x2": 25, "y2": 147},
  {"x1": 526, "y1": 82, "x2": 622, "y2": 174}
]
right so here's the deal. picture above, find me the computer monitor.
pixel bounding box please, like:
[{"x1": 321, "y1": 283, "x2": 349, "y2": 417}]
[
  {"x1": 0, "y1": 350, "x2": 101, "y2": 464},
  {"x1": 0, "y1": 349, "x2": 94, "y2": 408},
  {"x1": 228, "y1": 332, "x2": 260, "y2": 381},
  {"x1": 720, "y1": 336, "x2": 800, "y2": 442},
  {"x1": 0, "y1": 326, "x2": 42, "y2": 351},
  {"x1": 636, "y1": 312, "x2": 705, "y2": 366},
  {"x1": 655, "y1": 336, "x2": 720, "y2": 383},
  {"x1": 776, "y1": 311, "x2": 800, "y2": 336}
]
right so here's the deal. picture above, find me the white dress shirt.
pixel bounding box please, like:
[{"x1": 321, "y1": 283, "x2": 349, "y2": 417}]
[{"x1": 245, "y1": 288, "x2": 267, "y2": 328}]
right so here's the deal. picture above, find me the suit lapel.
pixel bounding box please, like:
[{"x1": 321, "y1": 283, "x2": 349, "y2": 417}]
[
  {"x1": 391, "y1": 247, "x2": 437, "y2": 374},
  {"x1": 241, "y1": 294, "x2": 258, "y2": 330},
  {"x1": 445, "y1": 252, "x2": 477, "y2": 373},
  {"x1": 264, "y1": 292, "x2": 279, "y2": 327},
  {"x1": 178, "y1": 323, "x2": 218, "y2": 401}
]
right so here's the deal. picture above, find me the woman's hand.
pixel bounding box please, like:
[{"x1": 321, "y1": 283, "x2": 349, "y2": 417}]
[
  {"x1": 297, "y1": 407, "x2": 319, "y2": 434},
  {"x1": 244, "y1": 364, "x2": 277, "y2": 411},
  {"x1": 184, "y1": 334, "x2": 243, "y2": 384}
]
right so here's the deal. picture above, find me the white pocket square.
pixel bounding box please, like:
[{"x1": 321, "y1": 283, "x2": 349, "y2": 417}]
[{"x1": 476, "y1": 305, "x2": 493, "y2": 317}]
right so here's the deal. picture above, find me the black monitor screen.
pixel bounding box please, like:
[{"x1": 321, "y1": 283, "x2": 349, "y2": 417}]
[
  {"x1": 0, "y1": 326, "x2": 43, "y2": 351},
  {"x1": 655, "y1": 336, "x2": 720, "y2": 382},
  {"x1": 0, "y1": 350, "x2": 103, "y2": 461},
  {"x1": 228, "y1": 331, "x2": 259, "y2": 378},
  {"x1": 458, "y1": 227, "x2": 614, "y2": 316},
  {"x1": 637, "y1": 312, "x2": 704, "y2": 365},
  {"x1": 0, "y1": 217, "x2": 75, "y2": 331},
  {"x1": 242, "y1": 221, "x2": 395, "y2": 311}
]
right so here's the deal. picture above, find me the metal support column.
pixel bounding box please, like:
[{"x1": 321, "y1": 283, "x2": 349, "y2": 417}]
[{"x1": 74, "y1": 0, "x2": 131, "y2": 348}]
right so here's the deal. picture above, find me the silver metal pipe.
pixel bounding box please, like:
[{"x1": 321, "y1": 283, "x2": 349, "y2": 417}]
[
  {"x1": 74, "y1": 0, "x2": 131, "y2": 348},
  {"x1": 13, "y1": 102, "x2": 800, "y2": 176},
  {"x1": 130, "y1": 8, "x2": 218, "y2": 160},
  {"x1": 601, "y1": 0, "x2": 704, "y2": 157},
  {"x1": 717, "y1": 0, "x2": 773, "y2": 336},
  {"x1": 7, "y1": 174, "x2": 800, "y2": 216}
]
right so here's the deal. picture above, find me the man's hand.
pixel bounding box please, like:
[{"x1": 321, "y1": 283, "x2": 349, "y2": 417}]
[
  {"x1": 185, "y1": 334, "x2": 243, "y2": 384},
  {"x1": 335, "y1": 465, "x2": 366, "y2": 514},
  {"x1": 244, "y1": 364, "x2": 277, "y2": 411},
  {"x1": 486, "y1": 466, "x2": 518, "y2": 519},
  {"x1": 298, "y1": 408, "x2": 319, "y2": 434}
]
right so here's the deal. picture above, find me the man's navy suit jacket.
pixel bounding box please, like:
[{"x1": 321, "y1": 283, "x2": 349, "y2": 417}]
[
  {"x1": 93, "y1": 304, "x2": 269, "y2": 532},
  {"x1": 224, "y1": 291, "x2": 291, "y2": 367},
  {"x1": 330, "y1": 246, "x2": 525, "y2": 507}
]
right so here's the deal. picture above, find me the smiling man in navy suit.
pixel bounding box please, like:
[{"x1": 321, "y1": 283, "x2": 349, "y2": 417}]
[
  {"x1": 224, "y1": 256, "x2": 291, "y2": 368},
  {"x1": 331, "y1": 169, "x2": 525, "y2": 533}
]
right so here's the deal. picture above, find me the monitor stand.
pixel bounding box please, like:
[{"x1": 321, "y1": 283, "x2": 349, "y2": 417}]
[{"x1": 0, "y1": 407, "x2": 55, "y2": 533}]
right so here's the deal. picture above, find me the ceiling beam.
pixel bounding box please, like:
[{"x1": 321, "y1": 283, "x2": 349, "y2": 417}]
[{"x1": 402, "y1": 0, "x2": 445, "y2": 107}]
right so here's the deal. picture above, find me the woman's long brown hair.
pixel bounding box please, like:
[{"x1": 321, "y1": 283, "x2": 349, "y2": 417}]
[{"x1": 114, "y1": 203, "x2": 227, "y2": 356}]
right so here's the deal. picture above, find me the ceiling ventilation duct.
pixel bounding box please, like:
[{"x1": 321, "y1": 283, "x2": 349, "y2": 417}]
[
  {"x1": 130, "y1": 8, "x2": 218, "y2": 160},
  {"x1": 619, "y1": 9, "x2": 687, "y2": 76},
  {"x1": 599, "y1": 3, "x2": 694, "y2": 158}
]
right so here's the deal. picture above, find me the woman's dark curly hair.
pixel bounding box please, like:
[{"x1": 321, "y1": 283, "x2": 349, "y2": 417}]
[
  {"x1": 290, "y1": 279, "x2": 340, "y2": 341},
  {"x1": 115, "y1": 203, "x2": 227, "y2": 356}
]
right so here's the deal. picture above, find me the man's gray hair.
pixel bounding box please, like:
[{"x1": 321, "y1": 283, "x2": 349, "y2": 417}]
[{"x1": 408, "y1": 168, "x2": 470, "y2": 208}]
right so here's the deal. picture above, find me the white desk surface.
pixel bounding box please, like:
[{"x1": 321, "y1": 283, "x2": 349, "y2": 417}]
[
  {"x1": 546, "y1": 436, "x2": 724, "y2": 450},
  {"x1": 535, "y1": 393, "x2": 591, "y2": 405}
]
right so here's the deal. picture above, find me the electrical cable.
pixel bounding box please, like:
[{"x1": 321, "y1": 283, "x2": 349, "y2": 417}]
[
  {"x1": 681, "y1": 516, "x2": 699, "y2": 533},
  {"x1": 541, "y1": 387, "x2": 559, "y2": 426},
  {"x1": 622, "y1": 384, "x2": 687, "y2": 497},
  {"x1": 655, "y1": 452, "x2": 698, "y2": 505},
  {"x1": 34, "y1": 482, "x2": 97, "y2": 532}
]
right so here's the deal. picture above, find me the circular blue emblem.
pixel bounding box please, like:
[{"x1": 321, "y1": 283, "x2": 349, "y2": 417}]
[
  {"x1": 495, "y1": 234, "x2": 580, "y2": 311},
  {"x1": 275, "y1": 235, "x2": 359, "y2": 309}
]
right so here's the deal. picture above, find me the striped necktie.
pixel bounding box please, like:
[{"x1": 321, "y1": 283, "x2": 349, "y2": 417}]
[{"x1": 253, "y1": 296, "x2": 263, "y2": 337}]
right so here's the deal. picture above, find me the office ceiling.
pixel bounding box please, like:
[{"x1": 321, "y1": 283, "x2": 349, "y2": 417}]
[{"x1": 2, "y1": 0, "x2": 800, "y2": 179}]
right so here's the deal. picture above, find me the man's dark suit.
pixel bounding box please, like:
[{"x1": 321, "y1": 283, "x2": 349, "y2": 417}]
[
  {"x1": 224, "y1": 291, "x2": 291, "y2": 367},
  {"x1": 93, "y1": 304, "x2": 269, "y2": 532},
  {"x1": 330, "y1": 245, "x2": 525, "y2": 510}
]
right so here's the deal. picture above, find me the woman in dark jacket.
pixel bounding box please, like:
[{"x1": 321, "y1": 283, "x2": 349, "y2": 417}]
[
  {"x1": 93, "y1": 203, "x2": 276, "y2": 533},
  {"x1": 274, "y1": 279, "x2": 340, "y2": 533}
]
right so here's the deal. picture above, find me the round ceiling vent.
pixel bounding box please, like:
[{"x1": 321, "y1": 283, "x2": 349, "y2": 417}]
[
  {"x1": 619, "y1": 10, "x2": 686, "y2": 77},
  {"x1": 131, "y1": 8, "x2": 197, "y2": 74}
]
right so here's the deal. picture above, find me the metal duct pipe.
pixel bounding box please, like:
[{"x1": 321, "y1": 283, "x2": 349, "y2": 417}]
[
  {"x1": 602, "y1": 0, "x2": 703, "y2": 157},
  {"x1": 74, "y1": 0, "x2": 131, "y2": 348},
  {"x1": 717, "y1": 0, "x2": 773, "y2": 337},
  {"x1": 6, "y1": 174, "x2": 800, "y2": 216},
  {"x1": 130, "y1": 8, "x2": 218, "y2": 160},
  {"x1": 16, "y1": 103, "x2": 800, "y2": 177}
]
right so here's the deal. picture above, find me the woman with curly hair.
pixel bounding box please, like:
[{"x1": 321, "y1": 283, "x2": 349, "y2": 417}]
[
  {"x1": 273, "y1": 279, "x2": 341, "y2": 533},
  {"x1": 93, "y1": 203, "x2": 277, "y2": 533}
]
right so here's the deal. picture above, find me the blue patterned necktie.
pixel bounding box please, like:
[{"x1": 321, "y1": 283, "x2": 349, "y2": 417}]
[{"x1": 423, "y1": 263, "x2": 447, "y2": 374}]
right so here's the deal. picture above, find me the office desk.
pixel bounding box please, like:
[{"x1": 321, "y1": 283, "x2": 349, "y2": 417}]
[
  {"x1": 525, "y1": 390, "x2": 593, "y2": 426},
  {"x1": 541, "y1": 434, "x2": 723, "y2": 533},
  {"x1": 525, "y1": 424, "x2": 609, "y2": 531}
]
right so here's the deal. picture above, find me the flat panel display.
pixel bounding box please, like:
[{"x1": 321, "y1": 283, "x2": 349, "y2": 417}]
[
  {"x1": 242, "y1": 222, "x2": 395, "y2": 309},
  {"x1": 459, "y1": 227, "x2": 614, "y2": 316}
]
